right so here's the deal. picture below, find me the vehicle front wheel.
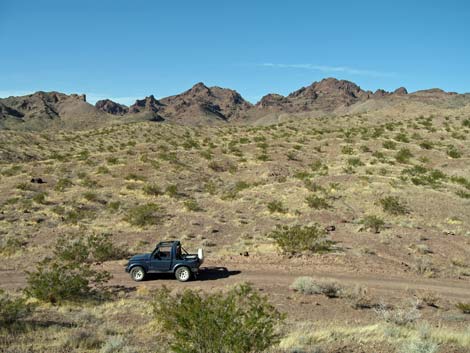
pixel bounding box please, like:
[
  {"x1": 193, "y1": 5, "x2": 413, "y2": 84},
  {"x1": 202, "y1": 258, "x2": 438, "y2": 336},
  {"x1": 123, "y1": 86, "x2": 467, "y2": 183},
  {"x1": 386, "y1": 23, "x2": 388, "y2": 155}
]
[
  {"x1": 175, "y1": 266, "x2": 191, "y2": 282},
  {"x1": 130, "y1": 266, "x2": 145, "y2": 282}
]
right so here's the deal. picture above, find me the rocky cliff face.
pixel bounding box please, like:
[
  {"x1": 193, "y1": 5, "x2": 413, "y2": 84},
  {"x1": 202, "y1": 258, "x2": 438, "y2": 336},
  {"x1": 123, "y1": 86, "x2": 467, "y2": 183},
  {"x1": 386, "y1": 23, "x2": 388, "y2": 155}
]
[
  {"x1": 159, "y1": 82, "x2": 253, "y2": 122},
  {"x1": 95, "y1": 99, "x2": 129, "y2": 115}
]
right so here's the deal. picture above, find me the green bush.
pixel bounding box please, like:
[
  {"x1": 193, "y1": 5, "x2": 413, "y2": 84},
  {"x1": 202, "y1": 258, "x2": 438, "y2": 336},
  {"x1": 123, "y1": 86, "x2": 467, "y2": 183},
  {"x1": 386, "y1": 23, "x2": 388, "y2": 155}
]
[
  {"x1": 455, "y1": 302, "x2": 470, "y2": 314},
  {"x1": 382, "y1": 140, "x2": 397, "y2": 150},
  {"x1": 151, "y1": 284, "x2": 284, "y2": 353},
  {"x1": 379, "y1": 196, "x2": 409, "y2": 215},
  {"x1": 0, "y1": 290, "x2": 33, "y2": 328},
  {"x1": 361, "y1": 215, "x2": 385, "y2": 233},
  {"x1": 26, "y1": 233, "x2": 118, "y2": 303},
  {"x1": 395, "y1": 148, "x2": 413, "y2": 163},
  {"x1": 269, "y1": 224, "x2": 334, "y2": 255},
  {"x1": 125, "y1": 203, "x2": 163, "y2": 227},
  {"x1": 54, "y1": 233, "x2": 126, "y2": 264},
  {"x1": 32, "y1": 192, "x2": 47, "y2": 204},
  {"x1": 55, "y1": 178, "x2": 73, "y2": 192},
  {"x1": 305, "y1": 194, "x2": 331, "y2": 209},
  {"x1": 184, "y1": 198, "x2": 202, "y2": 212},
  {"x1": 26, "y1": 257, "x2": 111, "y2": 303},
  {"x1": 143, "y1": 183, "x2": 162, "y2": 196},
  {"x1": 447, "y1": 146, "x2": 462, "y2": 159},
  {"x1": 267, "y1": 200, "x2": 287, "y2": 214}
]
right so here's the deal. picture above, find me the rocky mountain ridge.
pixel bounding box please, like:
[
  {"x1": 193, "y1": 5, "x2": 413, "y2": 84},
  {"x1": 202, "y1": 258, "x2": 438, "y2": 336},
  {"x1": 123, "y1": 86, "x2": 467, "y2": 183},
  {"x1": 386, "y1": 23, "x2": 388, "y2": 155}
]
[{"x1": 1, "y1": 78, "x2": 468, "y2": 130}]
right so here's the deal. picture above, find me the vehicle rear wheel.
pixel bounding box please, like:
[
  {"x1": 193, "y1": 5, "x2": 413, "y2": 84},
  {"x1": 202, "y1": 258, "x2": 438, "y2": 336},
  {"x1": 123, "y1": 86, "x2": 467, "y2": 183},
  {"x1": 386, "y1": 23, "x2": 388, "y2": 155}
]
[
  {"x1": 130, "y1": 266, "x2": 145, "y2": 282},
  {"x1": 175, "y1": 266, "x2": 191, "y2": 282}
]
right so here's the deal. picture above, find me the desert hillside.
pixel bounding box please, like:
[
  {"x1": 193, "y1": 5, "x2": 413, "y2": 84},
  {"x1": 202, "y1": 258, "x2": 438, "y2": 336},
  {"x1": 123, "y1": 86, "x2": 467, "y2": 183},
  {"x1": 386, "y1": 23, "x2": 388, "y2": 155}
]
[{"x1": 1, "y1": 101, "x2": 469, "y2": 352}]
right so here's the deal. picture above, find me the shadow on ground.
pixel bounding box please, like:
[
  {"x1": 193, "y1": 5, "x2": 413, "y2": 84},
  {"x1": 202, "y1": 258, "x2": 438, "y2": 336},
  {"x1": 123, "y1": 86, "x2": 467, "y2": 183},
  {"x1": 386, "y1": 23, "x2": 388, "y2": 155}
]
[{"x1": 144, "y1": 267, "x2": 241, "y2": 282}]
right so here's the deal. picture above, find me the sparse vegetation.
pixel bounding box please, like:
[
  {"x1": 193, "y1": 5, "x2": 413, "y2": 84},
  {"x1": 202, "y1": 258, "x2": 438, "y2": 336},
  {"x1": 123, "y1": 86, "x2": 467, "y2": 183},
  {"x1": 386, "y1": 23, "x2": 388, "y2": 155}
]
[
  {"x1": 151, "y1": 284, "x2": 284, "y2": 353},
  {"x1": 125, "y1": 203, "x2": 164, "y2": 227},
  {"x1": 269, "y1": 224, "x2": 334, "y2": 255},
  {"x1": 361, "y1": 215, "x2": 386, "y2": 233},
  {"x1": 379, "y1": 196, "x2": 409, "y2": 215}
]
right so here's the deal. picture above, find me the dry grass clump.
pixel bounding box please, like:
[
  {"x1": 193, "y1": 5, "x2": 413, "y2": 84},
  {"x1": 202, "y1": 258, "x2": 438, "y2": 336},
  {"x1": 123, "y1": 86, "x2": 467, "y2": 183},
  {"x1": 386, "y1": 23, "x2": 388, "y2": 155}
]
[{"x1": 290, "y1": 277, "x2": 342, "y2": 298}]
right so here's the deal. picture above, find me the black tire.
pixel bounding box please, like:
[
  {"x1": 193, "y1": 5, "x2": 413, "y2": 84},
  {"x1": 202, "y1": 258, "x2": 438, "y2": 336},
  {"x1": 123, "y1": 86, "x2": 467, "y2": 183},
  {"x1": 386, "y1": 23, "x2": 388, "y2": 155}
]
[
  {"x1": 175, "y1": 266, "x2": 191, "y2": 282},
  {"x1": 130, "y1": 266, "x2": 145, "y2": 282}
]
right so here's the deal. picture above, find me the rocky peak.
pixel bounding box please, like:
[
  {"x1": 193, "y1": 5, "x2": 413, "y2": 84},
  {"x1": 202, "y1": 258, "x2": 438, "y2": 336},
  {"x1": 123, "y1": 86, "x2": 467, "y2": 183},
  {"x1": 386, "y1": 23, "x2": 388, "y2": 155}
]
[
  {"x1": 129, "y1": 95, "x2": 163, "y2": 114},
  {"x1": 256, "y1": 94, "x2": 288, "y2": 108},
  {"x1": 95, "y1": 99, "x2": 129, "y2": 115},
  {"x1": 393, "y1": 87, "x2": 408, "y2": 95}
]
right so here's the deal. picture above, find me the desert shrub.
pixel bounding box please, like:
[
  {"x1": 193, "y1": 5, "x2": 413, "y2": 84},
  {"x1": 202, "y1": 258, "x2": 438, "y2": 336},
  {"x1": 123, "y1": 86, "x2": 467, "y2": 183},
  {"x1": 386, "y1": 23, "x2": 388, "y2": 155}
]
[
  {"x1": 379, "y1": 196, "x2": 408, "y2": 215},
  {"x1": 26, "y1": 234, "x2": 117, "y2": 303},
  {"x1": 32, "y1": 192, "x2": 47, "y2": 204},
  {"x1": 83, "y1": 191, "x2": 99, "y2": 202},
  {"x1": 310, "y1": 160, "x2": 328, "y2": 175},
  {"x1": 0, "y1": 290, "x2": 33, "y2": 328},
  {"x1": 395, "y1": 148, "x2": 413, "y2": 163},
  {"x1": 26, "y1": 257, "x2": 111, "y2": 303},
  {"x1": 125, "y1": 203, "x2": 163, "y2": 226},
  {"x1": 419, "y1": 141, "x2": 433, "y2": 150},
  {"x1": 447, "y1": 146, "x2": 462, "y2": 158},
  {"x1": 269, "y1": 224, "x2": 334, "y2": 255},
  {"x1": 64, "y1": 328, "x2": 103, "y2": 350},
  {"x1": 1, "y1": 165, "x2": 22, "y2": 176},
  {"x1": 305, "y1": 195, "x2": 331, "y2": 209},
  {"x1": 107, "y1": 157, "x2": 119, "y2": 165},
  {"x1": 184, "y1": 198, "x2": 202, "y2": 212},
  {"x1": 455, "y1": 302, "x2": 470, "y2": 314},
  {"x1": 125, "y1": 173, "x2": 146, "y2": 181},
  {"x1": 394, "y1": 133, "x2": 410, "y2": 143},
  {"x1": 0, "y1": 237, "x2": 26, "y2": 256},
  {"x1": 347, "y1": 157, "x2": 364, "y2": 167},
  {"x1": 401, "y1": 166, "x2": 447, "y2": 188},
  {"x1": 55, "y1": 178, "x2": 73, "y2": 192},
  {"x1": 375, "y1": 302, "x2": 421, "y2": 326},
  {"x1": 361, "y1": 215, "x2": 385, "y2": 233},
  {"x1": 290, "y1": 277, "x2": 321, "y2": 295},
  {"x1": 151, "y1": 284, "x2": 284, "y2": 353},
  {"x1": 86, "y1": 233, "x2": 127, "y2": 262},
  {"x1": 165, "y1": 184, "x2": 179, "y2": 198},
  {"x1": 383, "y1": 140, "x2": 397, "y2": 150},
  {"x1": 341, "y1": 145, "x2": 354, "y2": 155},
  {"x1": 54, "y1": 233, "x2": 126, "y2": 264},
  {"x1": 290, "y1": 277, "x2": 342, "y2": 298},
  {"x1": 400, "y1": 338, "x2": 438, "y2": 353},
  {"x1": 143, "y1": 183, "x2": 162, "y2": 196},
  {"x1": 107, "y1": 201, "x2": 121, "y2": 212},
  {"x1": 267, "y1": 200, "x2": 287, "y2": 214},
  {"x1": 414, "y1": 257, "x2": 436, "y2": 277},
  {"x1": 100, "y1": 335, "x2": 127, "y2": 353}
]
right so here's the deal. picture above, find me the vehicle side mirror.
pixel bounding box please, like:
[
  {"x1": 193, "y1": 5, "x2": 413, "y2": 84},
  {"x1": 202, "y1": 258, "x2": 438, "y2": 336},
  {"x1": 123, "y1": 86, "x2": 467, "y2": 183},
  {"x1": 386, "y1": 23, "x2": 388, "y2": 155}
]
[{"x1": 154, "y1": 252, "x2": 160, "y2": 259}]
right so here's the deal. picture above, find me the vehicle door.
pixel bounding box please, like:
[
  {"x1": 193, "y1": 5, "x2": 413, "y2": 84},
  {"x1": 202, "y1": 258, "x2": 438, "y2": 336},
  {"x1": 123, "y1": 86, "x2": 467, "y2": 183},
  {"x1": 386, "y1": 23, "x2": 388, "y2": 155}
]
[{"x1": 150, "y1": 245, "x2": 173, "y2": 272}]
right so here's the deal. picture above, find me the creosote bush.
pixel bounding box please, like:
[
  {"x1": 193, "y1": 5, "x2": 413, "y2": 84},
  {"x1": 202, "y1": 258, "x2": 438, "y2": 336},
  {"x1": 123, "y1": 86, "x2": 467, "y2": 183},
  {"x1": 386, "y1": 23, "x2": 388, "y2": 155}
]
[
  {"x1": 305, "y1": 194, "x2": 331, "y2": 210},
  {"x1": 0, "y1": 290, "x2": 33, "y2": 328},
  {"x1": 125, "y1": 203, "x2": 164, "y2": 226},
  {"x1": 455, "y1": 302, "x2": 470, "y2": 314},
  {"x1": 379, "y1": 196, "x2": 409, "y2": 215},
  {"x1": 361, "y1": 215, "x2": 386, "y2": 233},
  {"x1": 25, "y1": 235, "x2": 114, "y2": 303},
  {"x1": 151, "y1": 284, "x2": 284, "y2": 353},
  {"x1": 267, "y1": 200, "x2": 287, "y2": 214},
  {"x1": 269, "y1": 224, "x2": 334, "y2": 255}
]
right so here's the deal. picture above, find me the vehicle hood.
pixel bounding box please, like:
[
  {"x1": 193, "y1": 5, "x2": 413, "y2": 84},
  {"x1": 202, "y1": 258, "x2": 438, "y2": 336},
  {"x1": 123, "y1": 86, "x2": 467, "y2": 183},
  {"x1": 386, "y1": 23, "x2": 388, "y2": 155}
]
[{"x1": 128, "y1": 253, "x2": 151, "y2": 262}]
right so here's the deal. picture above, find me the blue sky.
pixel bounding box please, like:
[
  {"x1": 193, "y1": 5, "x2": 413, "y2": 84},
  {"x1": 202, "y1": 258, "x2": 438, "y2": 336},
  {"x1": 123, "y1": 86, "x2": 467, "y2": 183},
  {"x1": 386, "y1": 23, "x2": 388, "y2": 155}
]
[{"x1": 1, "y1": 0, "x2": 469, "y2": 104}]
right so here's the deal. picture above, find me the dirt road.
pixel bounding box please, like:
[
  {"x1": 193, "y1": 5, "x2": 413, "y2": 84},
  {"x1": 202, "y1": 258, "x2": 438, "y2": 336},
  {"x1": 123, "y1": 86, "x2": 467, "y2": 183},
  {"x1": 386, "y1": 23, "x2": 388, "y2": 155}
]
[{"x1": 3, "y1": 260, "x2": 469, "y2": 301}]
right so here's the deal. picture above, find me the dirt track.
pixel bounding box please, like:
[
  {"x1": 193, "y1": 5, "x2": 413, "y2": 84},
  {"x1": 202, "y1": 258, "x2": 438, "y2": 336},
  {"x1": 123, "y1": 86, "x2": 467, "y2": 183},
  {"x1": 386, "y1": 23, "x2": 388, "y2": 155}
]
[{"x1": 2, "y1": 259, "x2": 469, "y2": 301}]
